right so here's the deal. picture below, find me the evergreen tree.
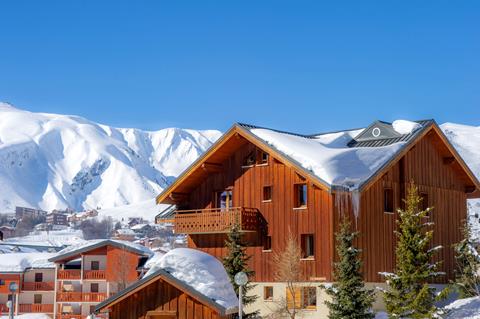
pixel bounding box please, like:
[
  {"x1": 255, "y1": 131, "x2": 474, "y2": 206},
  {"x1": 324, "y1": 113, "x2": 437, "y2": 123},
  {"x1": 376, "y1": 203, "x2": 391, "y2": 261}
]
[
  {"x1": 324, "y1": 219, "x2": 375, "y2": 319},
  {"x1": 383, "y1": 183, "x2": 444, "y2": 319},
  {"x1": 223, "y1": 223, "x2": 258, "y2": 318},
  {"x1": 452, "y1": 220, "x2": 480, "y2": 298}
]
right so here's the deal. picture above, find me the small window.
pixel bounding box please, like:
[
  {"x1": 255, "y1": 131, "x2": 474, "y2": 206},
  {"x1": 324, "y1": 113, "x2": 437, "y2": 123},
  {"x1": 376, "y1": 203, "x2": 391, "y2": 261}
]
[
  {"x1": 384, "y1": 188, "x2": 393, "y2": 213},
  {"x1": 302, "y1": 287, "x2": 317, "y2": 309},
  {"x1": 90, "y1": 283, "x2": 99, "y2": 293},
  {"x1": 301, "y1": 234, "x2": 314, "y2": 258},
  {"x1": 257, "y1": 150, "x2": 269, "y2": 165},
  {"x1": 243, "y1": 151, "x2": 256, "y2": 167},
  {"x1": 263, "y1": 186, "x2": 272, "y2": 202},
  {"x1": 263, "y1": 236, "x2": 272, "y2": 251},
  {"x1": 35, "y1": 273, "x2": 43, "y2": 282},
  {"x1": 264, "y1": 286, "x2": 274, "y2": 301},
  {"x1": 0, "y1": 279, "x2": 5, "y2": 285},
  {"x1": 216, "y1": 190, "x2": 233, "y2": 210},
  {"x1": 91, "y1": 261, "x2": 100, "y2": 270},
  {"x1": 34, "y1": 294, "x2": 42, "y2": 304},
  {"x1": 294, "y1": 184, "x2": 307, "y2": 208},
  {"x1": 89, "y1": 305, "x2": 96, "y2": 314},
  {"x1": 420, "y1": 192, "x2": 429, "y2": 214}
]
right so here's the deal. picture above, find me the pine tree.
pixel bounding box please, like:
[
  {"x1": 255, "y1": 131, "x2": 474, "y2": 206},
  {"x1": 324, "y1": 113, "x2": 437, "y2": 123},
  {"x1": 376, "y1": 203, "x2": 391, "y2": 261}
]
[
  {"x1": 223, "y1": 222, "x2": 258, "y2": 318},
  {"x1": 323, "y1": 218, "x2": 375, "y2": 319},
  {"x1": 382, "y1": 183, "x2": 444, "y2": 319},
  {"x1": 452, "y1": 220, "x2": 480, "y2": 298}
]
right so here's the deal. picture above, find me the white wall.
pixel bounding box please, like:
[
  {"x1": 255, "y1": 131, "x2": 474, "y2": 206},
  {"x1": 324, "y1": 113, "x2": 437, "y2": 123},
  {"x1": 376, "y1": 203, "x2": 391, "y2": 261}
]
[
  {"x1": 19, "y1": 291, "x2": 54, "y2": 304},
  {"x1": 81, "y1": 281, "x2": 107, "y2": 293},
  {"x1": 83, "y1": 255, "x2": 107, "y2": 270},
  {"x1": 24, "y1": 269, "x2": 55, "y2": 282}
]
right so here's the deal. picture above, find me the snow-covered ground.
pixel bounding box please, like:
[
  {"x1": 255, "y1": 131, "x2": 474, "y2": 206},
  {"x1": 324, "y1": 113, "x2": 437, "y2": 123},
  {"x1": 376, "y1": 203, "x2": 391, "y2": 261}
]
[
  {"x1": 2, "y1": 229, "x2": 85, "y2": 248},
  {"x1": 0, "y1": 102, "x2": 220, "y2": 213},
  {"x1": 97, "y1": 198, "x2": 170, "y2": 221},
  {"x1": 0, "y1": 315, "x2": 51, "y2": 319}
]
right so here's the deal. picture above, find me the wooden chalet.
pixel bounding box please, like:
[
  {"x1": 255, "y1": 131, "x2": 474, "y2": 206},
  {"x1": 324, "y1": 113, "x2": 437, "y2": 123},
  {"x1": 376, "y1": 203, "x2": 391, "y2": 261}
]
[
  {"x1": 155, "y1": 120, "x2": 480, "y2": 316},
  {"x1": 94, "y1": 268, "x2": 237, "y2": 319}
]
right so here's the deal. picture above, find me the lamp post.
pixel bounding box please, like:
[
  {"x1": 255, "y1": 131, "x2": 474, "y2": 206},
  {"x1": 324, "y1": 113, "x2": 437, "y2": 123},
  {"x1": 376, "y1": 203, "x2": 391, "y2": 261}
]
[
  {"x1": 8, "y1": 281, "x2": 18, "y2": 319},
  {"x1": 234, "y1": 272, "x2": 248, "y2": 319}
]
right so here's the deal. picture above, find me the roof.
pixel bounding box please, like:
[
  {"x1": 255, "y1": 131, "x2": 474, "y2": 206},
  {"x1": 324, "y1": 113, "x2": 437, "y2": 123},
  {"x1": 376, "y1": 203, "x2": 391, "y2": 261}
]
[
  {"x1": 95, "y1": 269, "x2": 237, "y2": 316},
  {"x1": 156, "y1": 119, "x2": 480, "y2": 204},
  {"x1": 0, "y1": 253, "x2": 56, "y2": 273},
  {"x1": 48, "y1": 239, "x2": 153, "y2": 262}
]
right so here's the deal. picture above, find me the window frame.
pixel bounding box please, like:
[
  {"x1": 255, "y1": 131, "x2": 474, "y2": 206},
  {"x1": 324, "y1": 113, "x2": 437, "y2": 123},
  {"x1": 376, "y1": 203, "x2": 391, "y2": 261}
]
[
  {"x1": 294, "y1": 183, "x2": 308, "y2": 209},
  {"x1": 263, "y1": 236, "x2": 272, "y2": 252},
  {"x1": 262, "y1": 185, "x2": 272, "y2": 202},
  {"x1": 263, "y1": 286, "x2": 274, "y2": 301},
  {"x1": 91, "y1": 261, "x2": 100, "y2": 271},
  {"x1": 301, "y1": 234, "x2": 315, "y2": 259},
  {"x1": 301, "y1": 287, "x2": 317, "y2": 310},
  {"x1": 34, "y1": 294, "x2": 42, "y2": 304},
  {"x1": 384, "y1": 187, "x2": 394, "y2": 214}
]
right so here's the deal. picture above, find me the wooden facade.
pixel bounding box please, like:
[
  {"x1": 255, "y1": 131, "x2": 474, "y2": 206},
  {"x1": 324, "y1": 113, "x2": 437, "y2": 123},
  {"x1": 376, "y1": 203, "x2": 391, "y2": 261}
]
[
  {"x1": 157, "y1": 123, "x2": 480, "y2": 284},
  {"x1": 96, "y1": 272, "x2": 234, "y2": 319}
]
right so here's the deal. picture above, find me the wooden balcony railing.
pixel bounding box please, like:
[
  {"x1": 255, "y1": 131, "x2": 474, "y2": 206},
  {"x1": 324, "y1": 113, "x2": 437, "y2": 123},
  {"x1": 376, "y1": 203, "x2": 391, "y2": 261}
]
[
  {"x1": 57, "y1": 292, "x2": 108, "y2": 302},
  {"x1": 19, "y1": 304, "x2": 54, "y2": 313},
  {"x1": 84, "y1": 270, "x2": 106, "y2": 280},
  {"x1": 57, "y1": 315, "x2": 83, "y2": 319},
  {"x1": 174, "y1": 207, "x2": 259, "y2": 234},
  {"x1": 22, "y1": 281, "x2": 55, "y2": 291},
  {"x1": 58, "y1": 269, "x2": 81, "y2": 280}
]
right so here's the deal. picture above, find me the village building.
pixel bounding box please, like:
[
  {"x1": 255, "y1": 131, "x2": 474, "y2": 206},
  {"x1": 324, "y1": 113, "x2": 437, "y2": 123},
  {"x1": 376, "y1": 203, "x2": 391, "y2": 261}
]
[
  {"x1": 0, "y1": 253, "x2": 56, "y2": 316},
  {"x1": 15, "y1": 206, "x2": 48, "y2": 220},
  {"x1": 155, "y1": 120, "x2": 480, "y2": 317},
  {"x1": 95, "y1": 248, "x2": 238, "y2": 319},
  {"x1": 46, "y1": 212, "x2": 69, "y2": 227},
  {"x1": 112, "y1": 228, "x2": 136, "y2": 242},
  {"x1": 47, "y1": 239, "x2": 153, "y2": 319}
]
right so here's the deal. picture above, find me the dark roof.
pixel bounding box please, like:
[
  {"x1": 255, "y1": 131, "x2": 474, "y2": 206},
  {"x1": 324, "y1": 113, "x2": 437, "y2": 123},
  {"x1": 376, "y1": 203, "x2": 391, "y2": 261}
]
[
  {"x1": 94, "y1": 268, "x2": 237, "y2": 316},
  {"x1": 48, "y1": 239, "x2": 152, "y2": 262}
]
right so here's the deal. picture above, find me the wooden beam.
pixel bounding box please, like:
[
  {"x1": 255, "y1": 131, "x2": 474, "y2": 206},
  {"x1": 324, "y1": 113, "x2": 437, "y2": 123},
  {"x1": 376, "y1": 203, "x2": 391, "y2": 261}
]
[
  {"x1": 465, "y1": 186, "x2": 476, "y2": 194},
  {"x1": 169, "y1": 192, "x2": 189, "y2": 201},
  {"x1": 443, "y1": 156, "x2": 455, "y2": 165},
  {"x1": 201, "y1": 162, "x2": 223, "y2": 173}
]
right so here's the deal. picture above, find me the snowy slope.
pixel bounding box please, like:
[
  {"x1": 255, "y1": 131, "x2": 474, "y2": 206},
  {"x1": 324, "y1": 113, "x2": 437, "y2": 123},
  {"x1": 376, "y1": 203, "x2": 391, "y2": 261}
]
[
  {"x1": 440, "y1": 123, "x2": 480, "y2": 240},
  {"x1": 0, "y1": 103, "x2": 221, "y2": 213}
]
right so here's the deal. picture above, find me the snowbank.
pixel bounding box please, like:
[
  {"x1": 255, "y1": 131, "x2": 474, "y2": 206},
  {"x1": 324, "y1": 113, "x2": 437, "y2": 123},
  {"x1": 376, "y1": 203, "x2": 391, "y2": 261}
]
[
  {"x1": 392, "y1": 120, "x2": 421, "y2": 135},
  {"x1": 443, "y1": 296, "x2": 480, "y2": 319},
  {"x1": 0, "y1": 253, "x2": 56, "y2": 272},
  {"x1": 146, "y1": 248, "x2": 238, "y2": 310},
  {"x1": 4, "y1": 229, "x2": 85, "y2": 248}
]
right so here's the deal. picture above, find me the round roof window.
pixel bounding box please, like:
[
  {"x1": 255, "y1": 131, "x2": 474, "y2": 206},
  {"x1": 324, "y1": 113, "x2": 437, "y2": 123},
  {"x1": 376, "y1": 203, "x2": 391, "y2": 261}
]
[{"x1": 372, "y1": 127, "x2": 381, "y2": 137}]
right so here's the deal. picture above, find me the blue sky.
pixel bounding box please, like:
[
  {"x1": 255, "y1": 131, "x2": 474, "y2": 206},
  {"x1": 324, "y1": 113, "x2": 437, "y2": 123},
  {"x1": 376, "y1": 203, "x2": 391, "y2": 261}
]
[{"x1": 0, "y1": 1, "x2": 479, "y2": 133}]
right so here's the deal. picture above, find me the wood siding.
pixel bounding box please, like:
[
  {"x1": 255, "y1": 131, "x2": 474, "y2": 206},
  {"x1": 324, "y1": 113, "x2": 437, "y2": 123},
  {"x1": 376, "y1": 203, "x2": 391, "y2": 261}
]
[
  {"x1": 107, "y1": 278, "x2": 231, "y2": 319},
  {"x1": 184, "y1": 140, "x2": 334, "y2": 282}
]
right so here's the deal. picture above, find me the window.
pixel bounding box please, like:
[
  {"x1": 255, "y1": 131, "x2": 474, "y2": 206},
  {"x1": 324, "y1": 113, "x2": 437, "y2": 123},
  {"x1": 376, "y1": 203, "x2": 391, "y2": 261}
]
[
  {"x1": 263, "y1": 236, "x2": 272, "y2": 251},
  {"x1": 302, "y1": 287, "x2": 317, "y2": 309},
  {"x1": 263, "y1": 186, "x2": 272, "y2": 202},
  {"x1": 384, "y1": 188, "x2": 393, "y2": 213},
  {"x1": 90, "y1": 283, "x2": 99, "y2": 293},
  {"x1": 257, "y1": 150, "x2": 269, "y2": 165},
  {"x1": 286, "y1": 287, "x2": 317, "y2": 310},
  {"x1": 91, "y1": 261, "x2": 100, "y2": 270},
  {"x1": 216, "y1": 190, "x2": 233, "y2": 209},
  {"x1": 264, "y1": 286, "x2": 274, "y2": 301},
  {"x1": 420, "y1": 192, "x2": 429, "y2": 215},
  {"x1": 0, "y1": 279, "x2": 5, "y2": 286},
  {"x1": 301, "y1": 234, "x2": 314, "y2": 258},
  {"x1": 35, "y1": 273, "x2": 43, "y2": 282},
  {"x1": 34, "y1": 294, "x2": 42, "y2": 304},
  {"x1": 89, "y1": 305, "x2": 96, "y2": 314},
  {"x1": 294, "y1": 184, "x2": 307, "y2": 208},
  {"x1": 243, "y1": 151, "x2": 256, "y2": 167}
]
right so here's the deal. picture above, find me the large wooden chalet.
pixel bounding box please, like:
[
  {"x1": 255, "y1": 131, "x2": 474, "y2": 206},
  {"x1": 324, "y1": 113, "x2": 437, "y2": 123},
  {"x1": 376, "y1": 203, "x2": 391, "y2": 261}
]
[{"x1": 155, "y1": 120, "x2": 480, "y2": 317}]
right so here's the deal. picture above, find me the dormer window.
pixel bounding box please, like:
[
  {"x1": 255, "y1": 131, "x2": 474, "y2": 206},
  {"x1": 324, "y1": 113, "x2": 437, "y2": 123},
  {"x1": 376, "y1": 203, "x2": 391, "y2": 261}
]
[
  {"x1": 257, "y1": 150, "x2": 269, "y2": 165},
  {"x1": 243, "y1": 151, "x2": 256, "y2": 167}
]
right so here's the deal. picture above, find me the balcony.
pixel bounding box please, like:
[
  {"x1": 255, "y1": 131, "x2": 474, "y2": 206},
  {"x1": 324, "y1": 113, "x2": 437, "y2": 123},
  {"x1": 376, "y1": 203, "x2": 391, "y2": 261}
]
[
  {"x1": 84, "y1": 270, "x2": 106, "y2": 280},
  {"x1": 57, "y1": 292, "x2": 108, "y2": 302},
  {"x1": 22, "y1": 281, "x2": 55, "y2": 291},
  {"x1": 174, "y1": 207, "x2": 260, "y2": 234},
  {"x1": 57, "y1": 315, "x2": 83, "y2": 319},
  {"x1": 19, "y1": 304, "x2": 54, "y2": 313},
  {"x1": 58, "y1": 269, "x2": 81, "y2": 280}
]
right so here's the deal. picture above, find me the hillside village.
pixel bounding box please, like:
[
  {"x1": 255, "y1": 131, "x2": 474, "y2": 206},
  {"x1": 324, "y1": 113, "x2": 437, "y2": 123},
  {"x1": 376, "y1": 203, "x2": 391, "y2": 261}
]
[{"x1": 1, "y1": 108, "x2": 480, "y2": 318}]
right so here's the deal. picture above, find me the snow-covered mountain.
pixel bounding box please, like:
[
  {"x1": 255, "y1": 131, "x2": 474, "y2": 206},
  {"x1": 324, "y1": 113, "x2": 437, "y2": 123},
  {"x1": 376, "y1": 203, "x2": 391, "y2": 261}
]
[{"x1": 0, "y1": 103, "x2": 221, "y2": 213}]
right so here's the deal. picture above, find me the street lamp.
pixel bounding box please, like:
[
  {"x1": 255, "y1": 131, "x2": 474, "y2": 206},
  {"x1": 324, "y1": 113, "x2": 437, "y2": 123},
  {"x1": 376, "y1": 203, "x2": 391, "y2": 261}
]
[
  {"x1": 8, "y1": 282, "x2": 18, "y2": 319},
  {"x1": 234, "y1": 272, "x2": 248, "y2": 319}
]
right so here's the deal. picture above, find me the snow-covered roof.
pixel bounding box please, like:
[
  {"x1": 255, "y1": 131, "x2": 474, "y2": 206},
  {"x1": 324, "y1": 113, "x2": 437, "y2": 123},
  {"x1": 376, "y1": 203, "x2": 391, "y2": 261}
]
[
  {"x1": 0, "y1": 253, "x2": 56, "y2": 273},
  {"x1": 49, "y1": 239, "x2": 153, "y2": 262},
  {"x1": 115, "y1": 228, "x2": 136, "y2": 235},
  {"x1": 145, "y1": 248, "x2": 238, "y2": 311},
  {"x1": 241, "y1": 119, "x2": 431, "y2": 190}
]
